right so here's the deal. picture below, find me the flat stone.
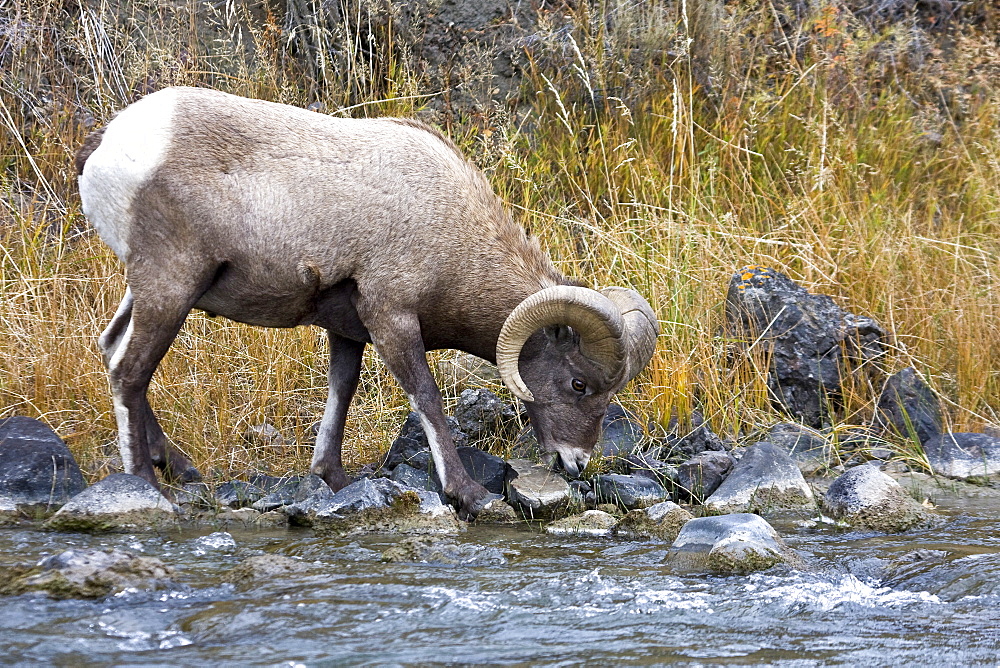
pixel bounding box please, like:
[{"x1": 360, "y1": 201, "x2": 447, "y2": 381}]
[
  {"x1": 0, "y1": 416, "x2": 87, "y2": 518},
  {"x1": 613, "y1": 501, "x2": 693, "y2": 542},
  {"x1": 676, "y1": 451, "x2": 733, "y2": 501},
  {"x1": 923, "y1": 432, "x2": 1000, "y2": 480},
  {"x1": 545, "y1": 510, "x2": 618, "y2": 536},
  {"x1": 44, "y1": 473, "x2": 177, "y2": 533},
  {"x1": 0, "y1": 548, "x2": 174, "y2": 599},
  {"x1": 823, "y1": 464, "x2": 938, "y2": 533},
  {"x1": 768, "y1": 422, "x2": 835, "y2": 474},
  {"x1": 311, "y1": 477, "x2": 463, "y2": 535},
  {"x1": 505, "y1": 459, "x2": 572, "y2": 520},
  {"x1": 670, "y1": 513, "x2": 801, "y2": 574},
  {"x1": 593, "y1": 474, "x2": 669, "y2": 510},
  {"x1": 704, "y1": 442, "x2": 814, "y2": 514}
]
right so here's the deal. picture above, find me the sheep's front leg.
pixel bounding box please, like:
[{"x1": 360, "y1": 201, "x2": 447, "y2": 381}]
[
  {"x1": 310, "y1": 332, "x2": 366, "y2": 491},
  {"x1": 370, "y1": 314, "x2": 500, "y2": 520}
]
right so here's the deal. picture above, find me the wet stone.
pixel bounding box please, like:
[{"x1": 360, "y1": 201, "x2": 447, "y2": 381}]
[
  {"x1": 676, "y1": 451, "x2": 733, "y2": 501},
  {"x1": 223, "y1": 554, "x2": 311, "y2": 590},
  {"x1": 593, "y1": 474, "x2": 669, "y2": 510},
  {"x1": 670, "y1": 513, "x2": 801, "y2": 574},
  {"x1": 381, "y1": 537, "x2": 507, "y2": 565},
  {"x1": 0, "y1": 416, "x2": 87, "y2": 519},
  {"x1": 922, "y1": 432, "x2": 1000, "y2": 480},
  {"x1": 768, "y1": 422, "x2": 835, "y2": 475},
  {"x1": 0, "y1": 548, "x2": 174, "y2": 599},
  {"x1": 823, "y1": 464, "x2": 938, "y2": 533},
  {"x1": 474, "y1": 498, "x2": 520, "y2": 524},
  {"x1": 876, "y1": 367, "x2": 943, "y2": 445},
  {"x1": 704, "y1": 442, "x2": 814, "y2": 515},
  {"x1": 613, "y1": 501, "x2": 693, "y2": 542},
  {"x1": 506, "y1": 459, "x2": 572, "y2": 520},
  {"x1": 545, "y1": 510, "x2": 618, "y2": 536},
  {"x1": 44, "y1": 473, "x2": 177, "y2": 533},
  {"x1": 311, "y1": 477, "x2": 463, "y2": 535},
  {"x1": 211, "y1": 508, "x2": 289, "y2": 529}
]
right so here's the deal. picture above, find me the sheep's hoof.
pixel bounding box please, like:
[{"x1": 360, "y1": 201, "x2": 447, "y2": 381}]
[{"x1": 451, "y1": 486, "x2": 504, "y2": 522}]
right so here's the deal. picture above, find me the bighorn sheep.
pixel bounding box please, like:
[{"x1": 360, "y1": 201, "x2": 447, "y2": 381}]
[{"x1": 76, "y1": 87, "x2": 658, "y2": 519}]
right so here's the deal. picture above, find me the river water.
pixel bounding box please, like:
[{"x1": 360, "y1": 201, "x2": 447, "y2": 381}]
[{"x1": 2, "y1": 493, "x2": 999, "y2": 666}]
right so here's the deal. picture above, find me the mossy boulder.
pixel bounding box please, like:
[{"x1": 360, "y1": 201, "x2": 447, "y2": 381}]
[
  {"x1": 0, "y1": 548, "x2": 174, "y2": 599},
  {"x1": 823, "y1": 465, "x2": 938, "y2": 533},
  {"x1": 545, "y1": 510, "x2": 618, "y2": 536},
  {"x1": 670, "y1": 513, "x2": 803, "y2": 574},
  {"x1": 614, "y1": 501, "x2": 693, "y2": 542},
  {"x1": 223, "y1": 554, "x2": 312, "y2": 590}
]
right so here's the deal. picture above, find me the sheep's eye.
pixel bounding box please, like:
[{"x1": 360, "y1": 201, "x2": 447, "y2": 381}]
[{"x1": 571, "y1": 378, "x2": 586, "y2": 393}]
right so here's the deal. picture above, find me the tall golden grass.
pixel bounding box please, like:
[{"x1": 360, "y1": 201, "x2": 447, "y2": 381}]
[{"x1": 2, "y1": 0, "x2": 998, "y2": 480}]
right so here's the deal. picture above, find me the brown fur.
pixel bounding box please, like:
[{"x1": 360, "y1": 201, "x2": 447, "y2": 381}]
[{"x1": 75, "y1": 126, "x2": 106, "y2": 175}]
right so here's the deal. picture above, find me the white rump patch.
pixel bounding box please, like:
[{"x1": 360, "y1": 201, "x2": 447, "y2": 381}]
[{"x1": 79, "y1": 88, "x2": 178, "y2": 261}]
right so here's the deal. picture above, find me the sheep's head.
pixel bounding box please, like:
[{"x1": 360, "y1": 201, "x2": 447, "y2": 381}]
[{"x1": 496, "y1": 286, "x2": 658, "y2": 476}]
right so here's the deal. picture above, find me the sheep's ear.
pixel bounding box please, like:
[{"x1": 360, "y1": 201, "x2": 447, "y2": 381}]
[{"x1": 544, "y1": 325, "x2": 576, "y2": 351}]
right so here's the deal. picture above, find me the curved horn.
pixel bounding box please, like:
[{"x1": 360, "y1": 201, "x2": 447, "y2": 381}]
[
  {"x1": 600, "y1": 287, "x2": 659, "y2": 386},
  {"x1": 496, "y1": 286, "x2": 626, "y2": 402}
]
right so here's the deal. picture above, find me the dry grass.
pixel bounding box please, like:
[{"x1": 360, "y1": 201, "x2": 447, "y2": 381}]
[{"x1": 2, "y1": 0, "x2": 999, "y2": 480}]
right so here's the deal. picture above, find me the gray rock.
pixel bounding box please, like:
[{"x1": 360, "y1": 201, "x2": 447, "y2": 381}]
[
  {"x1": 876, "y1": 367, "x2": 943, "y2": 445},
  {"x1": 768, "y1": 422, "x2": 834, "y2": 474},
  {"x1": 823, "y1": 464, "x2": 937, "y2": 533},
  {"x1": 216, "y1": 475, "x2": 300, "y2": 510},
  {"x1": 251, "y1": 476, "x2": 304, "y2": 512},
  {"x1": 613, "y1": 501, "x2": 693, "y2": 542},
  {"x1": 457, "y1": 446, "x2": 512, "y2": 495},
  {"x1": 391, "y1": 463, "x2": 437, "y2": 491},
  {"x1": 676, "y1": 451, "x2": 733, "y2": 501},
  {"x1": 506, "y1": 458, "x2": 572, "y2": 520},
  {"x1": 594, "y1": 474, "x2": 668, "y2": 510},
  {"x1": 241, "y1": 423, "x2": 290, "y2": 453},
  {"x1": 215, "y1": 480, "x2": 266, "y2": 508},
  {"x1": 0, "y1": 548, "x2": 174, "y2": 599},
  {"x1": 311, "y1": 477, "x2": 462, "y2": 535},
  {"x1": 282, "y1": 474, "x2": 336, "y2": 525},
  {"x1": 625, "y1": 451, "x2": 679, "y2": 488},
  {"x1": 44, "y1": 473, "x2": 177, "y2": 532},
  {"x1": 383, "y1": 412, "x2": 467, "y2": 470},
  {"x1": 453, "y1": 388, "x2": 520, "y2": 444},
  {"x1": 671, "y1": 422, "x2": 730, "y2": 458},
  {"x1": 726, "y1": 266, "x2": 886, "y2": 426},
  {"x1": 381, "y1": 536, "x2": 507, "y2": 565},
  {"x1": 0, "y1": 416, "x2": 87, "y2": 518},
  {"x1": 704, "y1": 442, "x2": 814, "y2": 514},
  {"x1": 172, "y1": 482, "x2": 215, "y2": 509},
  {"x1": 597, "y1": 404, "x2": 648, "y2": 458},
  {"x1": 921, "y1": 432, "x2": 1000, "y2": 480},
  {"x1": 545, "y1": 510, "x2": 618, "y2": 536},
  {"x1": 474, "y1": 498, "x2": 520, "y2": 524},
  {"x1": 670, "y1": 513, "x2": 801, "y2": 573}
]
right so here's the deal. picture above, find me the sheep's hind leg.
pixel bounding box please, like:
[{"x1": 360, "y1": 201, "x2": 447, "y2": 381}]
[
  {"x1": 103, "y1": 275, "x2": 209, "y2": 490},
  {"x1": 369, "y1": 314, "x2": 500, "y2": 520},
  {"x1": 310, "y1": 332, "x2": 366, "y2": 491},
  {"x1": 100, "y1": 289, "x2": 202, "y2": 485}
]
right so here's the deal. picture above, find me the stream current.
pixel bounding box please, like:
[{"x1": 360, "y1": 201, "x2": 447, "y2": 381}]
[{"x1": 2, "y1": 494, "x2": 999, "y2": 666}]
